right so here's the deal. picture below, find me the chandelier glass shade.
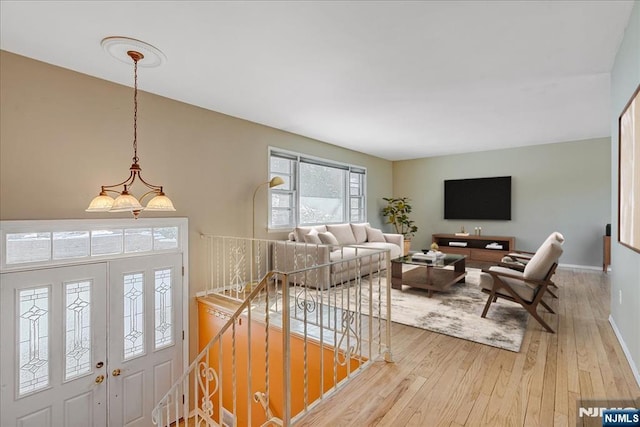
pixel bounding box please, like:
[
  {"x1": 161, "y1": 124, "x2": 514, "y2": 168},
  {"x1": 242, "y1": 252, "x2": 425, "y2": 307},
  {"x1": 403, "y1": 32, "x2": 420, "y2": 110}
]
[{"x1": 87, "y1": 38, "x2": 174, "y2": 218}]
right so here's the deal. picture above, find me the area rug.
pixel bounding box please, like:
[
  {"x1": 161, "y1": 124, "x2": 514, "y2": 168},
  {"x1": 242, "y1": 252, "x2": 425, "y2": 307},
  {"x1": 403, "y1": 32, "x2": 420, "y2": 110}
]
[{"x1": 333, "y1": 268, "x2": 529, "y2": 352}]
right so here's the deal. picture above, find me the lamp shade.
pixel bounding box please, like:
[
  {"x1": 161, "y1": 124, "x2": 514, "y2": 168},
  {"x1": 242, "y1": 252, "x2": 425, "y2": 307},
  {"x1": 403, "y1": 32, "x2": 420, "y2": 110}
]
[
  {"x1": 269, "y1": 176, "x2": 285, "y2": 188},
  {"x1": 86, "y1": 193, "x2": 115, "y2": 212},
  {"x1": 145, "y1": 194, "x2": 176, "y2": 211},
  {"x1": 110, "y1": 193, "x2": 143, "y2": 212}
]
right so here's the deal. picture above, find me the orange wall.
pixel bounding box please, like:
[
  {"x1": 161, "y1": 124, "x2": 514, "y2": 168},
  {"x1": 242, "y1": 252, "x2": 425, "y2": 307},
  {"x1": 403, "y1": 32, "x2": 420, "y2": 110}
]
[{"x1": 198, "y1": 299, "x2": 363, "y2": 426}]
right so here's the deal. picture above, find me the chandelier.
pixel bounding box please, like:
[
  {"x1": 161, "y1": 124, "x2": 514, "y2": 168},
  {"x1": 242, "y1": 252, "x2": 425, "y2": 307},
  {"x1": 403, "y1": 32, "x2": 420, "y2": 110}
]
[{"x1": 86, "y1": 37, "x2": 175, "y2": 218}]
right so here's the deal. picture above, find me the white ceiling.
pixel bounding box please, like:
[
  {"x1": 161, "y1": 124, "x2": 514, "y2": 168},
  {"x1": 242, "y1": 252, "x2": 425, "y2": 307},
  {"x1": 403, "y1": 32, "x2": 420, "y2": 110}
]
[{"x1": 0, "y1": 1, "x2": 634, "y2": 161}]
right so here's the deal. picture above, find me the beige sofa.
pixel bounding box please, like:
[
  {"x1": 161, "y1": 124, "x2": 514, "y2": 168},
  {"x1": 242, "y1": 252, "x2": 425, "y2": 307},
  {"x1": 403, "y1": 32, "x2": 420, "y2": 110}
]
[{"x1": 272, "y1": 223, "x2": 403, "y2": 290}]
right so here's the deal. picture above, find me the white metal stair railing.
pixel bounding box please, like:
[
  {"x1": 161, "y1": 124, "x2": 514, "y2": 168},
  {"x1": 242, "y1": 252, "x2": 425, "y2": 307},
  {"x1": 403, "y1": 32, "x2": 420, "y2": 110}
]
[
  {"x1": 152, "y1": 236, "x2": 393, "y2": 426},
  {"x1": 152, "y1": 271, "x2": 279, "y2": 427}
]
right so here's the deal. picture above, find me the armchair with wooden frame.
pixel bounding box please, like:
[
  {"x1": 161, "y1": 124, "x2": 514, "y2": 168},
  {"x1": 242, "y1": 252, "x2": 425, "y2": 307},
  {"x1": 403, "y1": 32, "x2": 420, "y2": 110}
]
[
  {"x1": 499, "y1": 231, "x2": 564, "y2": 298},
  {"x1": 478, "y1": 240, "x2": 563, "y2": 333}
]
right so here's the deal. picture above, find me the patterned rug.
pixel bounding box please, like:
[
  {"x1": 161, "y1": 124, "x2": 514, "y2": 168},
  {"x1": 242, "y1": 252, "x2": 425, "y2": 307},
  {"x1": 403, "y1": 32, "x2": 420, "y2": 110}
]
[{"x1": 344, "y1": 267, "x2": 529, "y2": 352}]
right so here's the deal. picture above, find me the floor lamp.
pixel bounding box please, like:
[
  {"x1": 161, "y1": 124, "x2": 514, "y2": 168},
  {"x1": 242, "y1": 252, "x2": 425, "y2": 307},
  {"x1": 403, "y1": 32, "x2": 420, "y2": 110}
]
[{"x1": 252, "y1": 176, "x2": 284, "y2": 238}]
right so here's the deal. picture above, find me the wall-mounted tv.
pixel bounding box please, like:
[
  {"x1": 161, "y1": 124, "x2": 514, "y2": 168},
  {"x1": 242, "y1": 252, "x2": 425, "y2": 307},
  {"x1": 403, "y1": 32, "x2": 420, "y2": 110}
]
[{"x1": 444, "y1": 176, "x2": 512, "y2": 220}]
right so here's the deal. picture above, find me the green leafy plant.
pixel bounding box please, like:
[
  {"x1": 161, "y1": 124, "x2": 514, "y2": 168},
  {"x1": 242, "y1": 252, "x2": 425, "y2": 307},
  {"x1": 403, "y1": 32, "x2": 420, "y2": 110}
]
[{"x1": 381, "y1": 197, "x2": 418, "y2": 239}]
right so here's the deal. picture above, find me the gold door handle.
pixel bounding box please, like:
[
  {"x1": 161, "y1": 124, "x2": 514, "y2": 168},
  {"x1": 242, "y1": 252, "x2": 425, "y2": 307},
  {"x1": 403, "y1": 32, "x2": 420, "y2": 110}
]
[
  {"x1": 95, "y1": 375, "x2": 105, "y2": 384},
  {"x1": 112, "y1": 368, "x2": 121, "y2": 377}
]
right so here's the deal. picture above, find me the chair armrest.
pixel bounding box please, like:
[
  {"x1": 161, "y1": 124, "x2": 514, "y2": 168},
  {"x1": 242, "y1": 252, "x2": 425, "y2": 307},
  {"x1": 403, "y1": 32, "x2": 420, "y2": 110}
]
[
  {"x1": 498, "y1": 261, "x2": 525, "y2": 272},
  {"x1": 481, "y1": 268, "x2": 549, "y2": 287},
  {"x1": 507, "y1": 251, "x2": 535, "y2": 260},
  {"x1": 383, "y1": 233, "x2": 404, "y2": 248}
]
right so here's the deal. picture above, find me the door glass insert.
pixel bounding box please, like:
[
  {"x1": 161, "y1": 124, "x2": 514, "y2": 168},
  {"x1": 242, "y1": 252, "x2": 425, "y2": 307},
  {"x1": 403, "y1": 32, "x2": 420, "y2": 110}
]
[
  {"x1": 18, "y1": 286, "x2": 50, "y2": 395},
  {"x1": 123, "y1": 272, "x2": 145, "y2": 359},
  {"x1": 154, "y1": 268, "x2": 173, "y2": 349},
  {"x1": 64, "y1": 280, "x2": 92, "y2": 381}
]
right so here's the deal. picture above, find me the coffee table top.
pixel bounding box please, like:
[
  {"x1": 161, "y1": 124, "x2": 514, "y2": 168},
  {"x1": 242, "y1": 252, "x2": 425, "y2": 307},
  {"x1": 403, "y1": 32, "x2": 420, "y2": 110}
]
[{"x1": 392, "y1": 252, "x2": 466, "y2": 268}]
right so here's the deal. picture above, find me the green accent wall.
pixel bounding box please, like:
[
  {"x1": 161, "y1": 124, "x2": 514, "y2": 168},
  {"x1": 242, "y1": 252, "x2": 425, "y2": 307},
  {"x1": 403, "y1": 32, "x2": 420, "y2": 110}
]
[{"x1": 610, "y1": 1, "x2": 640, "y2": 384}]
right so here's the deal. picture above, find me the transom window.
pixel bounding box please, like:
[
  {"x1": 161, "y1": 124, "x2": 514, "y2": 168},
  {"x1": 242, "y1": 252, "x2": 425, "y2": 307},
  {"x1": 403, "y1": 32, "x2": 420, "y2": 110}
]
[
  {"x1": 269, "y1": 148, "x2": 366, "y2": 229},
  {"x1": 1, "y1": 219, "x2": 184, "y2": 270}
]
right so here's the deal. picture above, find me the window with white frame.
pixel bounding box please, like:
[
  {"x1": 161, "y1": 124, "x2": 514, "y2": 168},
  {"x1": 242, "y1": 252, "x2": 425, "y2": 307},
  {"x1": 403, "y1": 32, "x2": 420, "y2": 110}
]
[
  {"x1": 1, "y1": 219, "x2": 183, "y2": 269},
  {"x1": 269, "y1": 148, "x2": 366, "y2": 229}
]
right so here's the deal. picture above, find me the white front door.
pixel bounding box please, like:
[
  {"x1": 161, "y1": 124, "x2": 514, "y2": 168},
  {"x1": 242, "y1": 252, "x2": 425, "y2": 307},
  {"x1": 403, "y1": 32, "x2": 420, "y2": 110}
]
[
  {"x1": 0, "y1": 263, "x2": 108, "y2": 427},
  {"x1": 1, "y1": 254, "x2": 184, "y2": 427},
  {"x1": 107, "y1": 253, "x2": 183, "y2": 427}
]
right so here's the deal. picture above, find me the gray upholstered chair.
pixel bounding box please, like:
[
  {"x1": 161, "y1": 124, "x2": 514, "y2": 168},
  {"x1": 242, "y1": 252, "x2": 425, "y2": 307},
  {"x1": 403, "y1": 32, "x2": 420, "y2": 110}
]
[{"x1": 479, "y1": 240, "x2": 563, "y2": 333}]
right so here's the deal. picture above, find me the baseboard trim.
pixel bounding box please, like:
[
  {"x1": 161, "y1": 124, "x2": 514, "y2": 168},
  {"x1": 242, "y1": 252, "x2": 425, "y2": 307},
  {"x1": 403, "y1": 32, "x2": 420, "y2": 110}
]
[
  {"x1": 558, "y1": 263, "x2": 604, "y2": 271},
  {"x1": 608, "y1": 315, "x2": 640, "y2": 389}
]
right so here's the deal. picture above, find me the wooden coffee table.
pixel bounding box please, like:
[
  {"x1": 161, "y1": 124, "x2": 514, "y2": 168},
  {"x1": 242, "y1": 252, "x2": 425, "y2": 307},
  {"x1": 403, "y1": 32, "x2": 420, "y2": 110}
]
[{"x1": 391, "y1": 253, "x2": 466, "y2": 297}]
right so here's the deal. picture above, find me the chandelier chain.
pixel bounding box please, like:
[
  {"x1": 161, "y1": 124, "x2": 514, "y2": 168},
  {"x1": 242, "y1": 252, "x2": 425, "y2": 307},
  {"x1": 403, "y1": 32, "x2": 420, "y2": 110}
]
[
  {"x1": 133, "y1": 56, "x2": 139, "y2": 164},
  {"x1": 87, "y1": 39, "x2": 175, "y2": 217}
]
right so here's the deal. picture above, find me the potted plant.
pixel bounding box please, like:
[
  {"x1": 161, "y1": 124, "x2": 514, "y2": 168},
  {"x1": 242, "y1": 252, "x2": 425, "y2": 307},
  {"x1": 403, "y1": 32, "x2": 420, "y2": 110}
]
[{"x1": 382, "y1": 197, "x2": 418, "y2": 255}]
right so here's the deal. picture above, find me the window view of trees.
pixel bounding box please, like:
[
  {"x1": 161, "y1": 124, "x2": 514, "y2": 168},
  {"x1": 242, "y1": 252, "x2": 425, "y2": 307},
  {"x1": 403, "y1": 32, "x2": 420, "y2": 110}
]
[
  {"x1": 299, "y1": 163, "x2": 345, "y2": 224},
  {"x1": 269, "y1": 150, "x2": 366, "y2": 228}
]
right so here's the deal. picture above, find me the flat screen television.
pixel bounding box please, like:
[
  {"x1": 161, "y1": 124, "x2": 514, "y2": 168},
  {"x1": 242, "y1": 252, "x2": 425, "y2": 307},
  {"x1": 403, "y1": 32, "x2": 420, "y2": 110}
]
[{"x1": 444, "y1": 176, "x2": 511, "y2": 220}]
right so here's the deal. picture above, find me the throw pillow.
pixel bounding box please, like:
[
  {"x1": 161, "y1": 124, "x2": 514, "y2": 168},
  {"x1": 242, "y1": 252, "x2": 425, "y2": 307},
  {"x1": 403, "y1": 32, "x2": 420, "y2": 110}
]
[
  {"x1": 294, "y1": 225, "x2": 326, "y2": 242},
  {"x1": 350, "y1": 222, "x2": 370, "y2": 244},
  {"x1": 366, "y1": 226, "x2": 386, "y2": 243},
  {"x1": 326, "y1": 224, "x2": 356, "y2": 244},
  {"x1": 303, "y1": 230, "x2": 322, "y2": 244},
  {"x1": 552, "y1": 232, "x2": 565, "y2": 244},
  {"x1": 318, "y1": 231, "x2": 340, "y2": 246}
]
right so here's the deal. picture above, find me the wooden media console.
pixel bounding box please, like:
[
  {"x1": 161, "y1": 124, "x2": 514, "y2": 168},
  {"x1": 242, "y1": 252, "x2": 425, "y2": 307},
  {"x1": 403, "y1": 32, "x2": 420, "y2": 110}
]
[{"x1": 432, "y1": 233, "x2": 516, "y2": 263}]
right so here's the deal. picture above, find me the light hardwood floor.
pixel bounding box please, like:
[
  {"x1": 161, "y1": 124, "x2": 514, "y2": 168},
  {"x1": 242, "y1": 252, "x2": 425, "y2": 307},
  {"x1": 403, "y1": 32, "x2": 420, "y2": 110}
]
[{"x1": 295, "y1": 268, "x2": 640, "y2": 426}]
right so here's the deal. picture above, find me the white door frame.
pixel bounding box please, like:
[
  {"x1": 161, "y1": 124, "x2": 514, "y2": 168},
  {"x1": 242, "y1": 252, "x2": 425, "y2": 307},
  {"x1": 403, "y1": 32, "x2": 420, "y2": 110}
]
[{"x1": 0, "y1": 218, "x2": 190, "y2": 425}]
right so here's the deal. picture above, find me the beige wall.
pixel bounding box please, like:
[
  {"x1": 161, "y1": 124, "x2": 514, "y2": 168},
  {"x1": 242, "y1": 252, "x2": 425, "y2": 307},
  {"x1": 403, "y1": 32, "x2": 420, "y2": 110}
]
[
  {"x1": 392, "y1": 138, "x2": 611, "y2": 267},
  {"x1": 0, "y1": 50, "x2": 393, "y2": 356}
]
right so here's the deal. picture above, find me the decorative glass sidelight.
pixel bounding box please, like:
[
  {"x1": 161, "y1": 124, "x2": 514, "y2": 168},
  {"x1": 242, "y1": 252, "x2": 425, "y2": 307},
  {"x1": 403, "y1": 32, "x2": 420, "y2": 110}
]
[
  {"x1": 123, "y1": 272, "x2": 145, "y2": 359},
  {"x1": 154, "y1": 268, "x2": 173, "y2": 349},
  {"x1": 18, "y1": 287, "x2": 50, "y2": 395},
  {"x1": 64, "y1": 281, "x2": 92, "y2": 381}
]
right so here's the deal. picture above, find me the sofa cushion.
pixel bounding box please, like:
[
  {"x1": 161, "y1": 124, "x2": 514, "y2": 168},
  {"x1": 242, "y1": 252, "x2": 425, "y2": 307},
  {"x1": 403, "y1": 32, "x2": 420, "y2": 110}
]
[
  {"x1": 523, "y1": 241, "x2": 563, "y2": 280},
  {"x1": 547, "y1": 231, "x2": 565, "y2": 245},
  {"x1": 360, "y1": 242, "x2": 402, "y2": 259},
  {"x1": 330, "y1": 246, "x2": 380, "y2": 261},
  {"x1": 350, "y1": 222, "x2": 370, "y2": 244},
  {"x1": 294, "y1": 225, "x2": 327, "y2": 242},
  {"x1": 326, "y1": 224, "x2": 357, "y2": 245},
  {"x1": 479, "y1": 266, "x2": 536, "y2": 302},
  {"x1": 318, "y1": 231, "x2": 339, "y2": 246},
  {"x1": 330, "y1": 246, "x2": 384, "y2": 276},
  {"x1": 366, "y1": 226, "x2": 386, "y2": 243}
]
